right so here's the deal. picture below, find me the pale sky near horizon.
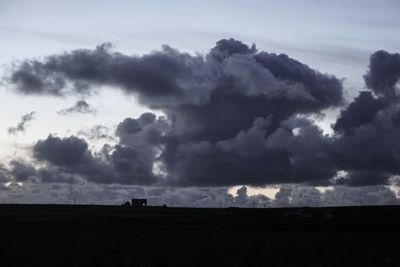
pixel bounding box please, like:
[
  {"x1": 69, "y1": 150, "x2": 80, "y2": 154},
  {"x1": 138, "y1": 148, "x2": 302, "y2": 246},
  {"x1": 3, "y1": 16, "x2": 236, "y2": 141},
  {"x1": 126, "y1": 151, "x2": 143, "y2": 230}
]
[{"x1": 0, "y1": 0, "x2": 399, "y2": 201}]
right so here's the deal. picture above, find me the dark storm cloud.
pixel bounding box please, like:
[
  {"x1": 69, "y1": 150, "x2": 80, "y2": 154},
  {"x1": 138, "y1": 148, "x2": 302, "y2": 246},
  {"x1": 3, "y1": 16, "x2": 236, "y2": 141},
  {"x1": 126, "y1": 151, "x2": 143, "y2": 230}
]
[
  {"x1": 25, "y1": 112, "x2": 338, "y2": 187},
  {"x1": 364, "y1": 50, "x2": 400, "y2": 99},
  {"x1": 33, "y1": 135, "x2": 92, "y2": 166},
  {"x1": 31, "y1": 133, "x2": 158, "y2": 185},
  {"x1": 165, "y1": 40, "x2": 343, "y2": 143},
  {"x1": 253, "y1": 51, "x2": 343, "y2": 108},
  {"x1": 4, "y1": 38, "x2": 344, "y2": 186},
  {"x1": 116, "y1": 112, "x2": 156, "y2": 137},
  {"x1": 333, "y1": 91, "x2": 385, "y2": 134},
  {"x1": 7, "y1": 111, "x2": 36, "y2": 135},
  {"x1": 6, "y1": 43, "x2": 213, "y2": 107},
  {"x1": 32, "y1": 136, "x2": 114, "y2": 184},
  {"x1": 331, "y1": 93, "x2": 400, "y2": 181},
  {"x1": 108, "y1": 112, "x2": 167, "y2": 185},
  {"x1": 5, "y1": 38, "x2": 400, "y2": 188},
  {"x1": 209, "y1": 38, "x2": 257, "y2": 61},
  {"x1": 334, "y1": 170, "x2": 390, "y2": 187},
  {"x1": 162, "y1": 116, "x2": 336, "y2": 186},
  {"x1": 57, "y1": 100, "x2": 96, "y2": 115},
  {"x1": 109, "y1": 145, "x2": 157, "y2": 185},
  {"x1": 5, "y1": 39, "x2": 343, "y2": 110},
  {"x1": 329, "y1": 50, "x2": 400, "y2": 185},
  {"x1": 4, "y1": 39, "x2": 344, "y2": 185}
]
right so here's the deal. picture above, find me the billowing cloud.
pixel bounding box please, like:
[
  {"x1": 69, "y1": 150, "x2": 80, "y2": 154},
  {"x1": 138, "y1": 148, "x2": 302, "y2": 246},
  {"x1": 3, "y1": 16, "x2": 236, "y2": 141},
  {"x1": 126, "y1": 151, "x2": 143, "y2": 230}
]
[
  {"x1": 5, "y1": 39, "x2": 343, "y2": 110},
  {"x1": 22, "y1": 112, "x2": 337, "y2": 187},
  {"x1": 30, "y1": 133, "x2": 159, "y2": 185},
  {"x1": 333, "y1": 91, "x2": 385, "y2": 134},
  {"x1": 3, "y1": 38, "x2": 400, "y2": 193},
  {"x1": 162, "y1": 116, "x2": 336, "y2": 186},
  {"x1": 57, "y1": 100, "x2": 96, "y2": 115},
  {"x1": 7, "y1": 111, "x2": 36, "y2": 135},
  {"x1": 331, "y1": 58, "x2": 400, "y2": 184},
  {"x1": 364, "y1": 50, "x2": 400, "y2": 99},
  {"x1": 33, "y1": 135, "x2": 93, "y2": 166}
]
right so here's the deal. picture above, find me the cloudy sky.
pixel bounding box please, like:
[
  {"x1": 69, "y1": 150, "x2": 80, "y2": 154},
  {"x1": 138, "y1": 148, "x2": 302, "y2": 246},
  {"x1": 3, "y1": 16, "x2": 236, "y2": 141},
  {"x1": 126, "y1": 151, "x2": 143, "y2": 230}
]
[{"x1": 0, "y1": 0, "x2": 400, "y2": 207}]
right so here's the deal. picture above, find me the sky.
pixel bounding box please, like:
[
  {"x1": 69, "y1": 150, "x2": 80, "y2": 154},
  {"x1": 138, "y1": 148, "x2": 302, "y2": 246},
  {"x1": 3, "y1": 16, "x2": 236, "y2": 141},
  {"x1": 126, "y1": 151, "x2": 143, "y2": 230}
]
[{"x1": 0, "y1": 0, "x2": 400, "y2": 206}]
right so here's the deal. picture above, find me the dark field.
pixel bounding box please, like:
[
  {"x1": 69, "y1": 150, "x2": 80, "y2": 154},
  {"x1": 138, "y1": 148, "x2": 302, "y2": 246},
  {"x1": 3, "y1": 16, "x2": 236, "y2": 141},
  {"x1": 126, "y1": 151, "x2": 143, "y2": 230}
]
[{"x1": 1, "y1": 205, "x2": 400, "y2": 266}]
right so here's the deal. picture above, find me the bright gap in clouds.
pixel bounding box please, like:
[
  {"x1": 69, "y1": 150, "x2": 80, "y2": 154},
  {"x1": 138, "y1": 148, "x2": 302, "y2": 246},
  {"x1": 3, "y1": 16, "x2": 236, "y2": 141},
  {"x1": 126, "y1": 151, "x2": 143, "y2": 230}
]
[{"x1": 228, "y1": 186, "x2": 279, "y2": 199}]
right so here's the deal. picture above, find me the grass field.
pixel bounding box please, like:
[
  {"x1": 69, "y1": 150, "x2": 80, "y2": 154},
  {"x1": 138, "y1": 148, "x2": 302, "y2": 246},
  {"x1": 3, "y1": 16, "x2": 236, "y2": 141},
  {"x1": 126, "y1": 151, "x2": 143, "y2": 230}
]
[{"x1": 0, "y1": 204, "x2": 399, "y2": 266}]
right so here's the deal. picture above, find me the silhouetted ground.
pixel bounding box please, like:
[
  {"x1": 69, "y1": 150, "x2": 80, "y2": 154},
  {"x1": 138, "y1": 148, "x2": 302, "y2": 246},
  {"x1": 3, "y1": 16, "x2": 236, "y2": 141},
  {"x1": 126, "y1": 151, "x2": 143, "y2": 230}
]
[{"x1": 0, "y1": 204, "x2": 399, "y2": 266}]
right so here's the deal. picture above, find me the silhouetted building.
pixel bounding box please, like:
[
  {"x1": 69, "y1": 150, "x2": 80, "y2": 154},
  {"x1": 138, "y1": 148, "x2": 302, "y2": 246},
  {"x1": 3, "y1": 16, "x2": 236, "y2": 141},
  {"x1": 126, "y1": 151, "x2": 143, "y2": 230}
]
[{"x1": 131, "y1": 198, "x2": 147, "y2": 208}]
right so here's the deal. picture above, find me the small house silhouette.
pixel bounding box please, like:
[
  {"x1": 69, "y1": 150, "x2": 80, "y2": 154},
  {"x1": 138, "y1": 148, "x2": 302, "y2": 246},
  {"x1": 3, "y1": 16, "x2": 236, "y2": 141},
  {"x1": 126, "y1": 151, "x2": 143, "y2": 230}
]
[{"x1": 131, "y1": 198, "x2": 147, "y2": 208}]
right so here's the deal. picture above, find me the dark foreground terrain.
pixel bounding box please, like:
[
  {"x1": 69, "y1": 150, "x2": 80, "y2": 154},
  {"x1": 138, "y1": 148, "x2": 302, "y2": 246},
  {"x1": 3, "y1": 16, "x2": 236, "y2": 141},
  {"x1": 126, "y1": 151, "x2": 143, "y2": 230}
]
[{"x1": 0, "y1": 204, "x2": 400, "y2": 266}]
